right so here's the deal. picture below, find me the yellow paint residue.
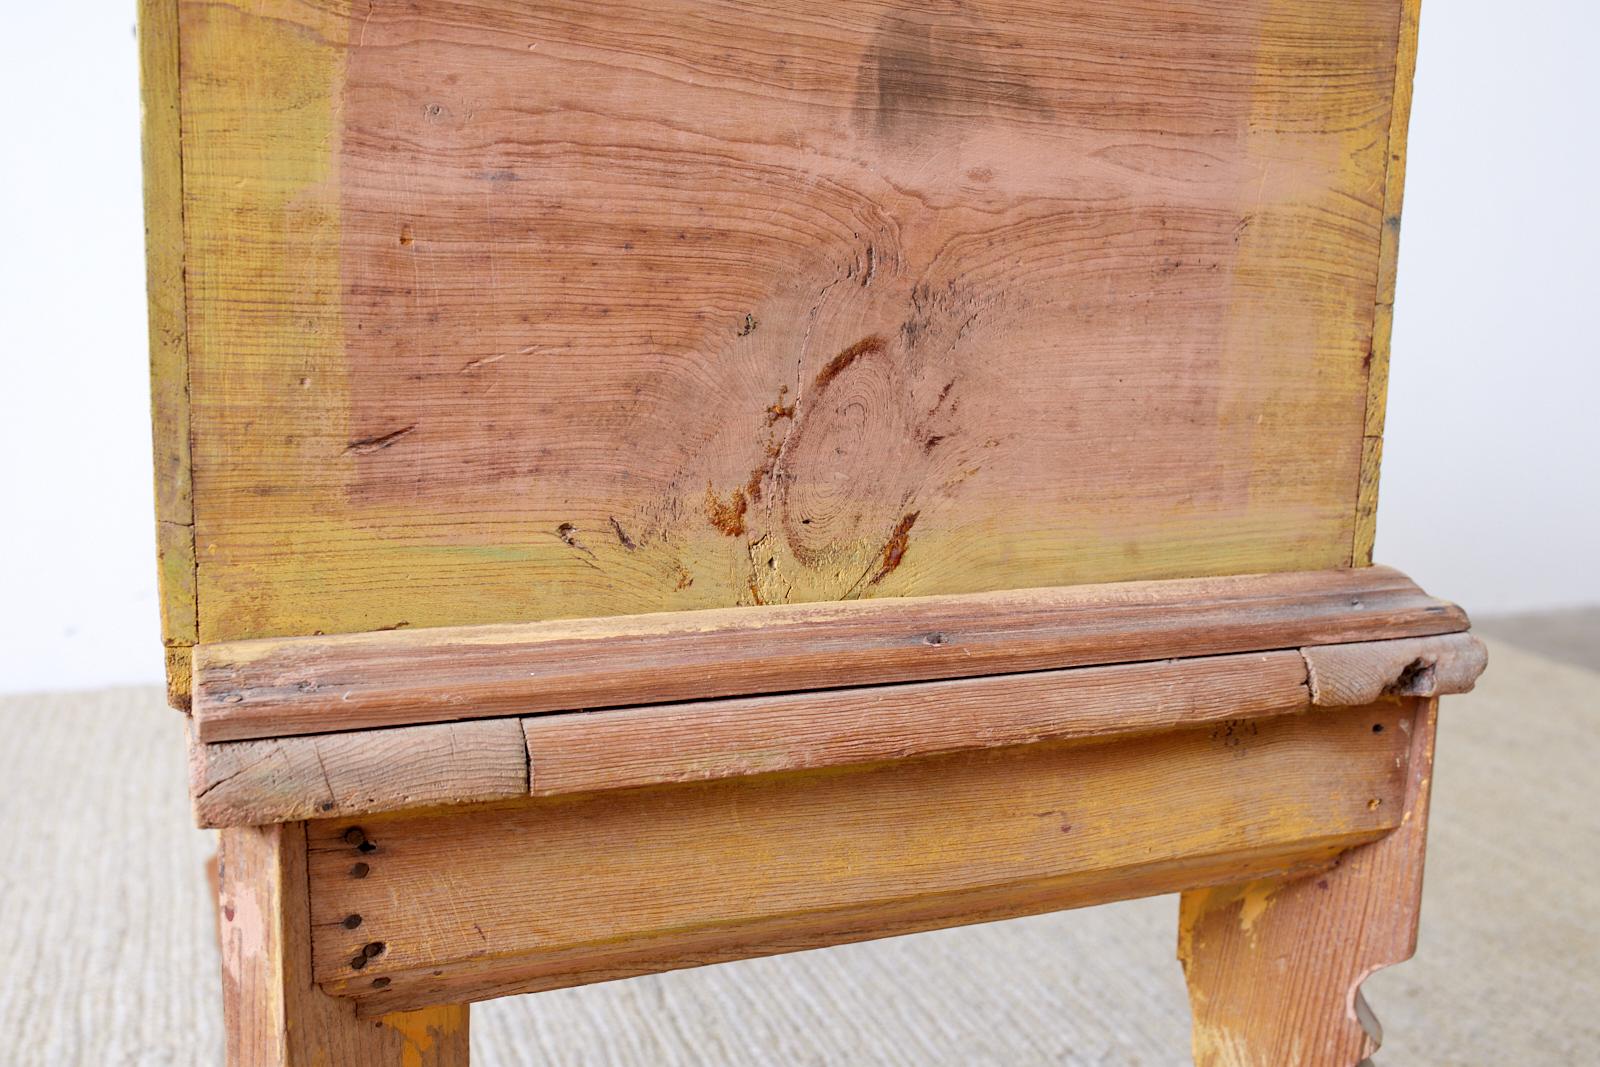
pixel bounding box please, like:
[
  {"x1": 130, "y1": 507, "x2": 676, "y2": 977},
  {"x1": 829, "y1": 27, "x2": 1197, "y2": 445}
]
[
  {"x1": 383, "y1": 1006, "x2": 463, "y2": 1067},
  {"x1": 180, "y1": 0, "x2": 351, "y2": 644},
  {"x1": 1237, "y1": 878, "x2": 1280, "y2": 944},
  {"x1": 1219, "y1": 0, "x2": 1400, "y2": 553}
]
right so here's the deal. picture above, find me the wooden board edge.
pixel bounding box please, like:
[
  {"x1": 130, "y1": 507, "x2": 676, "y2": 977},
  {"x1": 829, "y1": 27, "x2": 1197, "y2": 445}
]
[
  {"x1": 192, "y1": 650, "x2": 1312, "y2": 826},
  {"x1": 194, "y1": 718, "x2": 531, "y2": 829},
  {"x1": 192, "y1": 566, "x2": 1470, "y2": 743},
  {"x1": 304, "y1": 701, "x2": 1411, "y2": 1009},
  {"x1": 139, "y1": 0, "x2": 197, "y2": 706},
  {"x1": 1354, "y1": 0, "x2": 1423, "y2": 565},
  {"x1": 191, "y1": 631, "x2": 1473, "y2": 827},
  {"x1": 339, "y1": 834, "x2": 1374, "y2": 1015},
  {"x1": 1301, "y1": 632, "x2": 1485, "y2": 707}
]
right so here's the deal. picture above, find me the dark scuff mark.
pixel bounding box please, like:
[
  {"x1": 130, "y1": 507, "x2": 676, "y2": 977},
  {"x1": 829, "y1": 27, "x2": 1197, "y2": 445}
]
[
  {"x1": 557, "y1": 523, "x2": 595, "y2": 556},
  {"x1": 608, "y1": 517, "x2": 637, "y2": 551},
  {"x1": 852, "y1": 9, "x2": 1044, "y2": 142},
  {"x1": 815, "y1": 335, "x2": 887, "y2": 390},
  {"x1": 1387, "y1": 657, "x2": 1437, "y2": 696},
  {"x1": 344, "y1": 425, "x2": 416, "y2": 455},
  {"x1": 868, "y1": 511, "x2": 919, "y2": 586}
]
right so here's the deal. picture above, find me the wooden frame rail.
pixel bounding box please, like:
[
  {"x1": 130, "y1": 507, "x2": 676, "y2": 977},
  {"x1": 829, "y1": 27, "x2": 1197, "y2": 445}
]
[
  {"x1": 194, "y1": 565, "x2": 1464, "y2": 743},
  {"x1": 307, "y1": 696, "x2": 1434, "y2": 1017},
  {"x1": 198, "y1": 566, "x2": 1482, "y2": 1063},
  {"x1": 193, "y1": 632, "x2": 1484, "y2": 829},
  {"x1": 189, "y1": 567, "x2": 1479, "y2": 828}
]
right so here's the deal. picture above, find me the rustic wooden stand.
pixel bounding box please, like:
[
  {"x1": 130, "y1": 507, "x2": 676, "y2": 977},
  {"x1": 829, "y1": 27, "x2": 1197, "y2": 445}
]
[{"x1": 141, "y1": 1, "x2": 1473, "y2": 1063}]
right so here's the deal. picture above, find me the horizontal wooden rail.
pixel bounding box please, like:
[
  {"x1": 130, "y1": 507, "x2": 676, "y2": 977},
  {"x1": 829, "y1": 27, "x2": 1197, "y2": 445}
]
[
  {"x1": 193, "y1": 566, "x2": 1466, "y2": 743},
  {"x1": 307, "y1": 699, "x2": 1425, "y2": 1015},
  {"x1": 191, "y1": 632, "x2": 1485, "y2": 828}
]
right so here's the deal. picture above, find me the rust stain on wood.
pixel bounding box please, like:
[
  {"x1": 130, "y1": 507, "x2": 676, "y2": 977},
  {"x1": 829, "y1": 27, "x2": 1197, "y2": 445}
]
[
  {"x1": 869, "y1": 511, "x2": 920, "y2": 586},
  {"x1": 813, "y1": 335, "x2": 887, "y2": 391},
  {"x1": 705, "y1": 485, "x2": 748, "y2": 537}
]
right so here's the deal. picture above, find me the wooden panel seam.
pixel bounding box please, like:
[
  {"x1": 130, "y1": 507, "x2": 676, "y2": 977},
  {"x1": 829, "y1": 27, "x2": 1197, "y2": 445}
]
[{"x1": 1354, "y1": 0, "x2": 1423, "y2": 565}]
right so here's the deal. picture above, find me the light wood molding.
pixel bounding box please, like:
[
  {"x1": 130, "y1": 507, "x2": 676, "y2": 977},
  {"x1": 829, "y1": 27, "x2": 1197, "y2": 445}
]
[
  {"x1": 1303, "y1": 632, "x2": 1486, "y2": 707},
  {"x1": 196, "y1": 649, "x2": 1310, "y2": 827},
  {"x1": 194, "y1": 718, "x2": 529, "y2": 828},
  {"x1": 193, "y1": 565, "x2": 1465, "y2": 743},
  {"x1": 188, "y1": 568, "x2": 1481, "y2": 828}
]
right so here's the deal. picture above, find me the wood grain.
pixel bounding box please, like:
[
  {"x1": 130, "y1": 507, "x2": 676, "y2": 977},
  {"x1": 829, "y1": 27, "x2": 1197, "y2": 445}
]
[
  {"x1": 522, "y1": 651, "x2": 1312, "y2": 798},
  {"x1": 1177, "y1": 697, "x2": 1438, "y2": 1065},
  {"x1": 306, "y1": 703, "x2": 1411, "y2": 1014},
  {"x1": 166, "y1": 0, "x2": 1409, "y2": 646},
  {"x1": 218, "y1": 821, "x2": 469, "y2": 1065},
  {"x1": 194, "y1": 718, "x2": 528, "y2": 828},
  {"x1": 1355, "y1": 0, "x2": 1424, "y2": 566},
  {"x1": 193, "y1": 565, "x2": 1466, "y2": 742},
  {"x1": 190, "y1": 625, "x2": 1480, "y2": 825},
  {"x1": 192, "y1": 649, "x2": 1310, "y2": 825},
  {"x1": 138, "y1": 0, "x2": 196, "y2": 708},
  {"x1": 1302, "y1": 632, "x2": 1486, "y2": 707}
]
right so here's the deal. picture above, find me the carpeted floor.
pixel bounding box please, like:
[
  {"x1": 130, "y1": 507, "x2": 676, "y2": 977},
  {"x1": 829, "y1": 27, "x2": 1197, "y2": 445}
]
[{"x1": 1, "y1": 632, "x2": 1596, "y2": 1065}]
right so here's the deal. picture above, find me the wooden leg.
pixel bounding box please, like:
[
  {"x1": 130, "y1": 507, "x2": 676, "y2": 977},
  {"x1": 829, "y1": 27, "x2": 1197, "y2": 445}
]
[
  {"x1": 1177, "y1": 698, "x2": 1438, "y2": 1066},
  {"x1": 218, "y1": 821, "x2": 470, "y2": 1066}
]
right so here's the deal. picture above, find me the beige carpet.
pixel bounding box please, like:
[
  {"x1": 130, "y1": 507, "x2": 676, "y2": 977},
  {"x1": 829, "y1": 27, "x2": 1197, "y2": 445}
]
[{"x1": 2, "y1": 637, "x2": 1596, "y2": 1065}]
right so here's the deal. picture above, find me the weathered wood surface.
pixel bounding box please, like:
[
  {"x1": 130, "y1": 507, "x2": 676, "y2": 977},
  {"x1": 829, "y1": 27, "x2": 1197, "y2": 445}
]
[
  {"x1": 217, "y1": 821, "x2": 469, "y2": 1065},
  {"x1": 193, "y1": 566, "x2": 1465, "y2": 742},
  {"x1": 306, "y1": 703, "x2": 1410, "y2": 1014},
  {"x1": 1177, "y1": 697, "x2": 1438, "y2": 1065},
  {"x1": 138, "y1": 0, "x2": 196, "y2": 708},
  {"x1": 1355, "y1": 0, "x2": 1424, "y2": 566},
  {"x1": 193, "y1": 649, "x2": 1309, "y2": 826},
  {"x1": 521, "y1": 651, "x2": 1313, "y2": 799},
  {"x1": 157, "y1": 0, "x2": 1412, "y2": 665},
  {"x1": 195, "y1": 719, "x2": 528, "y2": 828},
  {"x1": 1303, "y1": 632, "x2": 1485, "y2": 707}
]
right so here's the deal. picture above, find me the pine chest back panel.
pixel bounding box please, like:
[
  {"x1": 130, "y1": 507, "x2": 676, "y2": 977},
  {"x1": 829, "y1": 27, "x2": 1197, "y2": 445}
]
[{"x1": 149, "y1": 0, "x2": 1409, "y2": 652}]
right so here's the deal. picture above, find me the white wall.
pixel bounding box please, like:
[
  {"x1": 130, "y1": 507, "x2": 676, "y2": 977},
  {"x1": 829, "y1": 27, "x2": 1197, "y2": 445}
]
[
  {"x1": 2, "y1": 8, "x2": 161, "y2": 694},
  {"x1": 1, "y1": 2, "x2": 1595, "y2": 694},
  {"x1": 1375, "y1": 0, "x2": 1600, "y2": 614}
]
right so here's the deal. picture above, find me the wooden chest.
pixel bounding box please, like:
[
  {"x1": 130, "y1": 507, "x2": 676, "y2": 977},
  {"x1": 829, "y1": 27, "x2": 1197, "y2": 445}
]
[{"x1": 142, "y1": 2, "x2": 1481, "y2": 1063}]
